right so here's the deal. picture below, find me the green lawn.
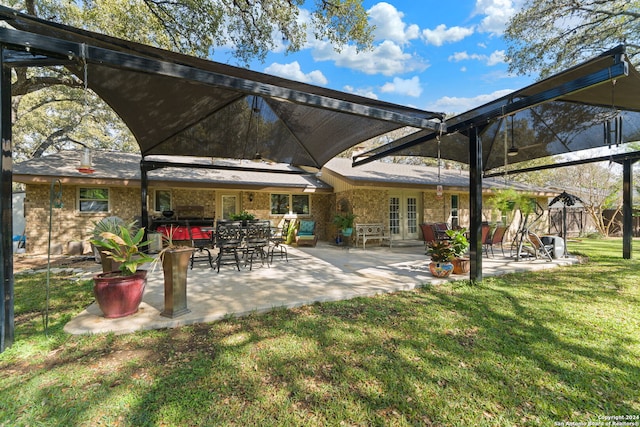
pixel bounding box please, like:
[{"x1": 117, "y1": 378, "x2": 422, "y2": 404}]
[{"x1": 1, "y1": 239, "x2": 639, "y2": 426}]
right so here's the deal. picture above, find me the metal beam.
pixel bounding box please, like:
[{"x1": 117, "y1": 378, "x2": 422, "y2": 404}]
[
  {"x1": 469, "y1": 126, "x2": 485, "y2": 283},
  {"x1": 353, "y1": 58, "x2": 629, "y2": 168},
  {"x1": 622, "y1": 159, "x2": 634, "y2": 259},
  {"x1": 483, "y1": 151, "x2": 640, "y2": 178},
  {"x1": 0, "y1": 28, "x2": 445, "y2": 133},
  {"x1": 140, "y1": 159, "x2": 311, "y2": 174},
  {"x1": 0, "y1": 46, "x2": 14, "y2": 353},
  {"x1": 140, "y1": 162, "x2": 150, "y2": 254}
]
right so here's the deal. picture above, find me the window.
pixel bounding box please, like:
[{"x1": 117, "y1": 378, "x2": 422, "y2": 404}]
[
  {"x1": 450, "y1": 194, "x2": 459, "y2": 228},
  {"x1": 271, "y1": 193, "x2": 309, "y2": 215},
  {"x1": 78, "y1": 187, "x2": 109, "y2": 212},
  {"x1": 155, "y1": 189, "x2": 172, "y2": 212}
]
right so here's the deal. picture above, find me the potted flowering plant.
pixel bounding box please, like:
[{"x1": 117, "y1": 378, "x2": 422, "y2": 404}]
[
  {"x1": 445, "y1": 228, "x2": 470, "y2": 274},
  {"x1": 427, "y1": 239, "x2": 455, "y2": 277},
  {"x1": 90, "y1": 225, "x2": 154, "y2": 318}
]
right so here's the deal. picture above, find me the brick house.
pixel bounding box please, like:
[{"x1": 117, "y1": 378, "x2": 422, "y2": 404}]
[{"x1": 13, "y1": 150, "x2": 553, "y2": 254}]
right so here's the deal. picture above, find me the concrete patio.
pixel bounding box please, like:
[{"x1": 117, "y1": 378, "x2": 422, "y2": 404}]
[{"x1": 64, "y1": 242, "x2": 578, "y2": 335}]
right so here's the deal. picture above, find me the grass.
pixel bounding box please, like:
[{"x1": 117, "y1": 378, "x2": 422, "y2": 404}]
[{"x1": 1, "y1": 239, "x2": 639, "y2": 426}]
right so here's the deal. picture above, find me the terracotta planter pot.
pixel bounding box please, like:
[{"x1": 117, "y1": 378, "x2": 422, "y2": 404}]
[
  {"x1": 93, "y1": 270, "x2": 147, "y2": 318},
  {"x1": 452, "y1": 257, "x2": 470, "y2": 274},
  {"x1": 429, "y1": 261, "x2": 454, "y2": 278}
]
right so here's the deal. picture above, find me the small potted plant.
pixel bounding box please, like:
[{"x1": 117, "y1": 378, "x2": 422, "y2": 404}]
[
  {"x1": 230, "y1": 211, "x2": 256, "y2": 226},
  {"x1": 90, "y1": 225, "x2": 155, "y2": 318},
  {"x1": 333, "y1": 213, "x2": 357, "y2": 237},
  {"x1": 427, "y1": 239, "x2": 455, "y2": 278},
  {"x1": 445, "y1": 228, "x2": 470, "y2": 274}
]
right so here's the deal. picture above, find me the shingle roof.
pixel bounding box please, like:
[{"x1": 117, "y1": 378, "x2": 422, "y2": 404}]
[
  {"x1": 323, "y1": 158, "x2": 553, "y2": 194},
  {"x1": 13, "y1": 150, "x2": 331, "y2": 191}
]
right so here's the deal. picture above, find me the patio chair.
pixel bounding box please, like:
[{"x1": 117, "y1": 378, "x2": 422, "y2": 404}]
[
  {"x1": 526, "y1": 232, "x2": 553, "y2": 261},
  {"x1": 243, "y1": 220, "x2": 271, "y2": 270},
  {"x1": 433, "y1": 222, "x2": 450, "y2": 240},
  {"x1": 267, "y1": 219, "x2": 289, "y2": 263},
  {"x1": 481, "y1": 223, "x2": 491, "y2": 257},
  {"x1": 485, "y1": 225, "x2": 507, "y2": 258},
  {"x1": 294, "y1": 220, "x2": 318, "y2": 247},
  {"x1": 420, "y1": 223, "x2": 438, "y2": 252},
  {"x1": 214, "y1": 220, "x2": 243, "y2": 272},
  {"x1": 186, "y1": 220, "x2": 213, "y2": 269}
]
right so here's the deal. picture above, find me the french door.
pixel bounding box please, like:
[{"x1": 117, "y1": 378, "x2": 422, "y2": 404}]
[
  {"x1": 389, "y1": 193, "x2": 419, "y2": 240},
  {"x1": 221, "y1": 194, "x2": 238, "y2": 219}
]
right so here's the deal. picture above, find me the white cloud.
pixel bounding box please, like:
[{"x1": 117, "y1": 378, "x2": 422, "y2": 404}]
[
  {"x1": 312, "y1": 40, "x2": 428, "y2": 76},
  {"x1": 380, "y1": 76, "x2": 422, "y2": 97},
  {"x1": 263, "y1": 61, "x2": 328, "y2": 85},
  {"x1": 422, "y1": 24, "x2": 474, "y2": 46},
  {"x1": 343, "y1": 85, "x2": 379, "y2": 100},
  {"x1": 425, "y1": 89, "x2": 515, "y2": 115},
  {"x1": 448, "y1": 50, "x2": 505, "y2": 66},
  {"x1": 368, "y1": 2, "x2": 419, "y2": 45},
  {"x1": 474, "y1": 0, "x2": 519, "y2": 35}
]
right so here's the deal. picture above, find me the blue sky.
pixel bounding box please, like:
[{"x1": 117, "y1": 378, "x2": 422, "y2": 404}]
[{"x1": 213, "y1": 0, "x2": 534, "y2": 116}]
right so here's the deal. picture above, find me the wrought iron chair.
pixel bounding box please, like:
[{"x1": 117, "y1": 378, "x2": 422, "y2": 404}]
[
  {"x1": 213, "y1": 220, "x2": 243, "y2": 272},
  {"x1": 267, "y1": 219, "x2": 289, "y2": 263},
  {"x1": 186, "y1": 220, "x2": 213, "y2": 269},
  {"x1": 243, "y1": 220, "x2": 271, "y2": 270}
]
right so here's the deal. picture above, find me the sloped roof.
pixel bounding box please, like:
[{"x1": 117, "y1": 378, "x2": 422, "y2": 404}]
[
  {"x1": 324, "y1": 158, "x2": 553, "y2": 194},
  {"x1": 355, "y1": 45, "x2": 640, "y2": 173},
  {"x1": 0, "y1": 6, "x2": 445, "y2": 169},
  {"x1": 12, "y1": 151, "x2": 332, "y2": 191}
]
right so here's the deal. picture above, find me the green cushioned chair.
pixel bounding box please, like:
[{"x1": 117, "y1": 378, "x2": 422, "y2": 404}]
[{"x1": 294, "y1": 220, "x2": 318, "y2": 247}]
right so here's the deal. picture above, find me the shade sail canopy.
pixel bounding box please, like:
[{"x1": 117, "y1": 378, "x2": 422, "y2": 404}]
[
  {"x1": 355, "y1": 45, "x2": 640, "y2": 173},
  {"x1": 0, "y1": 6, "x2": 445, "y2": 168}
]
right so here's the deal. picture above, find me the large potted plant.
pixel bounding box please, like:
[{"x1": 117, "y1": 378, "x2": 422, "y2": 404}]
[
  {"x1": 90, "y1": 226, "x2": 155, "y2": 318},
  {"x1": 155, "y1": 226, "x2": 194, "y2": 318},
  {"x1": 446, "y1": 228, "x2": 470, "y2": 274},
  {"x1": 333, "y1": 213, "x2": 357, "y2": 237},
  {"x1": 91, "y1": 217, "x2": 138, "y2": 273},
  {"x1": 427, "y1": 240, "x2": 455, "y2": 278}
]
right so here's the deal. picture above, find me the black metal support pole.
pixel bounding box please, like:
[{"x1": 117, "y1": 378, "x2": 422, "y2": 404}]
[
  {"x1": 0, "y1": 46, "x2": 14, "y2": 353},
  {"x1": 622, "y1": 158, "x2": 633, "y2": 259},
  {"x1": 469, "y1": 126, "x2": 483, "y2": 282},
  {"x1": 140, "y1": 161, "x2": 149, "y2": 252}
]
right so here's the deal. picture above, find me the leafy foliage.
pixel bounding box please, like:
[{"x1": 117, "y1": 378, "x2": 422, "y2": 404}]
[
  {"x1": 505, "y1": 0, "x2": 639, "y2": 78},
  {"x1": 427, "y1": 239, "x2": 455, "y2": 262},
  {"x1": 445, "y1": 228, "x2": 469, "y2": 258},
  {"x1": 90, "y1": 226, "x2": 154, "y2": 275}
]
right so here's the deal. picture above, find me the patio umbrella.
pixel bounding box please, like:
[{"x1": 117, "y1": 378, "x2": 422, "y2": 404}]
[{"x1": 549, "y1": 191, "x2": 583, "y2": 257}]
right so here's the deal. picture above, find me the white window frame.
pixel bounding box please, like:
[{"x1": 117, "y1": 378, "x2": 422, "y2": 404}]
[
  {"x1": 270, "y1": 193, "x2": 310, "y2": 216},
  {"x1": 77, "y1": 187, "x2": 110, "y2": 213},
  {"x1": 450, "y1": 194, "x2": 459, "y2": 228},
  {"x1": 154, "y1": 189, "x2": 172, "y2": 212}
]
